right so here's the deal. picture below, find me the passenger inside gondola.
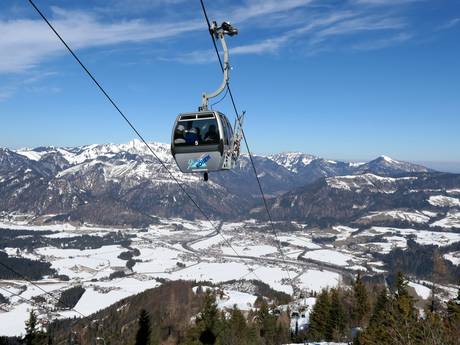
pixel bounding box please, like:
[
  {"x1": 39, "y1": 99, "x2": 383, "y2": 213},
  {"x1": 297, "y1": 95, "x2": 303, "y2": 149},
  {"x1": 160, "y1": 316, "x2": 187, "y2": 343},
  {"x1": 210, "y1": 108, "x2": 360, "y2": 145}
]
[
  {"x1": 204, "y1": 125, "x2": 218, "y2": 143},
  {"x1": 174, "y1": 119, "x2": 219, "y2": 146}
]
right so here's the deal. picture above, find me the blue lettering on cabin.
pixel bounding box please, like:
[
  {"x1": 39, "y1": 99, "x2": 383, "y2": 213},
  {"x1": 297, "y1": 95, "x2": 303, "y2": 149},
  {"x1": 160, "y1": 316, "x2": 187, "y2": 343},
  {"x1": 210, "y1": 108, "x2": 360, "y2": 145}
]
[{"x1": 188, "y1": 154, "x2": 212, "y2": 170}]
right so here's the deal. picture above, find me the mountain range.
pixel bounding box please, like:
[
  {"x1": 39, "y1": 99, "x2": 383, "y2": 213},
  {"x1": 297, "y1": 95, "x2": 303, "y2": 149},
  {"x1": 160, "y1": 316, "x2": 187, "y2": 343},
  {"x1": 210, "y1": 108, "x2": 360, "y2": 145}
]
[{"x1": 1, "y1": 140, "x2": 458, "y2": 227}]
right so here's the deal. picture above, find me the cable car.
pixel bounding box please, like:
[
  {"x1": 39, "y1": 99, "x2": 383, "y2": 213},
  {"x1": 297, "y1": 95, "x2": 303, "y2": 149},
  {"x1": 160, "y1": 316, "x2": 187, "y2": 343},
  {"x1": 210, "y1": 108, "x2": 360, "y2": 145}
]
[
  {"x1": 171, "y1": 21, "x2": 243, "y2": 181},
  {"x1": 171, "y1": 110, "x2": 235, "y2": 173}
]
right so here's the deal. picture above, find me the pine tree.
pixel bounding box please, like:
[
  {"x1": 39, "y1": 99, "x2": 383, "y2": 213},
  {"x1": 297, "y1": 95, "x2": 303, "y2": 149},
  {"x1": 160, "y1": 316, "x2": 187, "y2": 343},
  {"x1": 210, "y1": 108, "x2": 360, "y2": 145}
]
[
  {"x1": 219, "y1": 306, "x2": 255, "y2": 345},
  {"x1": 135, "y1": 309, "x2": 151, "y2": 345},
  {"x1": 24, "y1": 310, "x2": 47, "y2": 345},
  {"x1": 394, "y1": 272, "x2": 415, "y2": 320},
  {"x1": 256, "y1": 300, "x2": 278, "y2": 345},
  {"x1": 352, "y1": 274, "x2": 370, "y2": 327},
  {"x1": 308, "y1": 289, "x2": 331, "y2": 341},
  {"x1": 359, "y1": 288, "x2": 393, "y2": 345},
  {"x1": 326, "y1": 288, "x2": 346, "y2": 342}
]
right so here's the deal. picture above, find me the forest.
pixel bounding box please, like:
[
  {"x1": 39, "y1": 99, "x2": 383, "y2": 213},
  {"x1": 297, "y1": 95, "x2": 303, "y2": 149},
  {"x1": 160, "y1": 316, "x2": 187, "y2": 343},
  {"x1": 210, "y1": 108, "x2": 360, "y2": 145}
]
[{"x1": 2, "y1": 274, "x2": 460, "y2": 345}]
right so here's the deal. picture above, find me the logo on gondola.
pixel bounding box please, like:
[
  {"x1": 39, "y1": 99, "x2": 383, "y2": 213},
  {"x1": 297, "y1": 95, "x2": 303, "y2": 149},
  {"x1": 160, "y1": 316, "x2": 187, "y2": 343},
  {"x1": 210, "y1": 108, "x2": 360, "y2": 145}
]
[{"x1": 188, "y1": 154, "x2": 211, "y2": 170}]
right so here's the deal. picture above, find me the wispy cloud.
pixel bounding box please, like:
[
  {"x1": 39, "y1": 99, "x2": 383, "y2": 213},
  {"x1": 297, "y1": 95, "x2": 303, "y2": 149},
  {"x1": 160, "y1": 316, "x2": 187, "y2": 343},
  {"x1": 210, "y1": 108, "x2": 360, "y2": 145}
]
[
  {"x1": 438, "y1": 17, "x2": 460, "y2": 31},
  {"x1": 0, "y1": 7, "x2": 202, "y2": 73},
  {"x1": 0, "y1": 0, "x2": 428, "y2": 72},
  {"x1": 171, "y1": 7, "x2": 408, "y2": 63},
  {"x1": 352, "y1": 32, "x2": 412, "y2": 50},
  {"x1": 0, "y1": 71, "x2": 59, "y2": 101},
  {"x1": 227, "y1": 0, "x2": 313, "y2": 23},
  {"x1": 353, "y1": 0, "x2": 422, "y2": 5}
]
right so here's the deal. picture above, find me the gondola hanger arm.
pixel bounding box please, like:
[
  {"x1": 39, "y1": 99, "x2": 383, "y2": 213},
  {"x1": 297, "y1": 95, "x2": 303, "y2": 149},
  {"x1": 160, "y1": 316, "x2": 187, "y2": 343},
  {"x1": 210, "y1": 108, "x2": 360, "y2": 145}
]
[{"x1": 200, "y1": 21, "x2": 238, "y2": 111}]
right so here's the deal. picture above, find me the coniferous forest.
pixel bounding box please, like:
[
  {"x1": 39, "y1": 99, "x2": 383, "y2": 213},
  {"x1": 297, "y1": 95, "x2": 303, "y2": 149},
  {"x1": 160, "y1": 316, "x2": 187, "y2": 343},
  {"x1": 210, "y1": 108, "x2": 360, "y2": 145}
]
[{"x1": 1, "y1": 275, "x2": 459, "y2": 345}]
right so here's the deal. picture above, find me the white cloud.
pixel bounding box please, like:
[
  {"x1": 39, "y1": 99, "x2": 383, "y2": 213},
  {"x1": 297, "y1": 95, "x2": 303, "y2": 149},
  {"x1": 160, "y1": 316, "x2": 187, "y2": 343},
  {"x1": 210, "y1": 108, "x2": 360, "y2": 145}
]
[
  {"x1": 228, "y1": 0, "x2": 313, "y2": 23},
  {"x1": 169, "y1": 8, "x2": 409, "y2": 64},
  {"x1": 313, "y1": 16, "x2": 405, "y2": 40},
  {"x1": 353, "y1": 0, "x2": 421, "y2": 5},
  {"x1": 0, "y1": 71, "x2": 60, "y2": 101},
  {"x1": 0, "y1": 7, "x2": 202, "y2": 73},
  {"x1": 0, "y1": 0, "x2": 421, "y2": 73},
  {"x1": 352, "y1": 32, "x2": 413, "y2": 50},
  {"x1": 438, "y1": 17, "x2": 460, "y2": 30}
]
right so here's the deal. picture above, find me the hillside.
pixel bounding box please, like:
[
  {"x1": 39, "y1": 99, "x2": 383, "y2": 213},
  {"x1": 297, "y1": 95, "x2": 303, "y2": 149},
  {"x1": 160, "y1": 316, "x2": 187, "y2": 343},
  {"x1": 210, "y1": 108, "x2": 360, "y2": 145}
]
[{"x1": 0, "y1": 140, "x2": 441, "y2": 226}]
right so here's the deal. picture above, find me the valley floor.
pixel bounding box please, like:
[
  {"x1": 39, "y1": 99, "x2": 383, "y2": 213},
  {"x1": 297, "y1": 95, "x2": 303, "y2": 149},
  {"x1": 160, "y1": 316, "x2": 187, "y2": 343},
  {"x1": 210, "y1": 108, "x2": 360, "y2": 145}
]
[{"x1": 0, "y1": 215, "x2": 459, "y2": 336}]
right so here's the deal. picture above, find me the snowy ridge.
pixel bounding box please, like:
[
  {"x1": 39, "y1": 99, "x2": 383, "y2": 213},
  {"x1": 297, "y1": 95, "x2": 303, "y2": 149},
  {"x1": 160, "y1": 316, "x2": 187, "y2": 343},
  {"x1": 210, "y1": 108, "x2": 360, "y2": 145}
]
[
  {"x1": 326, "y1": 174, "x2": 416, "y2": 193},
  {"x1": 268, "y1": 152, "x2": 317, "y2": 173}
]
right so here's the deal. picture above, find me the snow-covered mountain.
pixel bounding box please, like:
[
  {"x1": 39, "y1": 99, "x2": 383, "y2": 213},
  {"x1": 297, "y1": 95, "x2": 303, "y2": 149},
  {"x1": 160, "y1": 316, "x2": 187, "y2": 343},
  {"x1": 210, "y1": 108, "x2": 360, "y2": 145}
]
[
  {"x1": 265, "y1": 172, "x2": 460, "y2": 225},
  {"x1": 0, "y1": 140, "x2": 448, "y2": 226}
]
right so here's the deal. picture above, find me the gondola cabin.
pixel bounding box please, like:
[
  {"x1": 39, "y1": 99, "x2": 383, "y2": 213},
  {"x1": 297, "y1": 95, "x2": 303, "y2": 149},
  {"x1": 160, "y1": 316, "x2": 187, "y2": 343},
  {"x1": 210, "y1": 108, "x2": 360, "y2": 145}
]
[{"x1": 171, "y1": 111, "x2": 234, "y2": 173}]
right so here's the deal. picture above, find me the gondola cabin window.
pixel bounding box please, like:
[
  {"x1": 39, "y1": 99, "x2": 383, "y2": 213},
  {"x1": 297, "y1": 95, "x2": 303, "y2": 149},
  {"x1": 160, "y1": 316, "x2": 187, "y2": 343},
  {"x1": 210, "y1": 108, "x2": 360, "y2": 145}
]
[{"x1": 174, "y1": 118, "x2": 220, "y2": 146}]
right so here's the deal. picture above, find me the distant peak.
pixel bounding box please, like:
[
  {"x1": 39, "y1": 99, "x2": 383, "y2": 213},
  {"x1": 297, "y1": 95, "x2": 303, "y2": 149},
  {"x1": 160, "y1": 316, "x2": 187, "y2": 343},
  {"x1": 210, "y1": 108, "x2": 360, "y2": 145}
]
[
  {"x1": 375, "y1": 155, "x2": 398, "y2": 163},
  {"x1": 381, "y1": 155, "x2": 394, "y2": 161}
]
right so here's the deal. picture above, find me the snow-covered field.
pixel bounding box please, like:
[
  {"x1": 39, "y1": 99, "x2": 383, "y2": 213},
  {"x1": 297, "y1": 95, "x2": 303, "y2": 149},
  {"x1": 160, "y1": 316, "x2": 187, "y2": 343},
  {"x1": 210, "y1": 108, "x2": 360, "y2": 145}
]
[
  {"x1": 408, "y1": 282, "x2": 432, "y2": 300},
  {"x1": 357, "y1": 226, "x2": 460, "y2": 247},
  {"x1": 360, "y1": 210, "x2": 431, "y2": 224},
  {"x1": 428, "y1": 195, "x2": 460, "y2": 208},
  {"x1": 1, "y1": 217, "x2": 460, "y2": 336},
  {"x1": 302, "y1": 249, "x2": 355, "y2": 267},
  {"x1": 431, "y1": 212, "x2": 460, "y2": 229},
  {"x1": 444, "y1": 251, "x2": 460, "y2": 266}
]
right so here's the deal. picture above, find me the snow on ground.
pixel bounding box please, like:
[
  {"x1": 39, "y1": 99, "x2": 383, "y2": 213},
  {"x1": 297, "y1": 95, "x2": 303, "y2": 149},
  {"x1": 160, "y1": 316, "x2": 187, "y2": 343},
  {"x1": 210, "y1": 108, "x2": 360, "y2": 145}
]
[
  {"x1": 358, "y1": 227, "x2": 460, "y2": 247},
  {"x1": 133, "y1": 246, "x2": 186, "y2": 273},
  {"x1": 217, "y1": 290, "x2": 258, "y2": 311},
  {"x1": 154, "y1": 261, "x2": 295, "y2": 295},
  {"x1": 428, "y1": 195, "x2": 460, "y2": 207},
  {"x1": 221, "y1": 244, "x2": 278, "y2": 257},
  {"x1": 444, "y1": 252, "x2": 460, "y2": 266},
  {"x1": 289, "y1": 297, "x2": 316, "y2": 332},
  {"x1": 0, "y1": 303, "x2": 31, "y2": 337},
  {"x1": 0, "y1": 220, "x2": 124, "y2": 233},
  {"x1": 332, "y1": 226, "x2": 357, "y2": 241},
  {"x1": 302, "y1": 249, "x2": 354, "y2": 267},
  {"x1": 19, "y1": 281, "x2": 68, "y2": 300},
  {"x1": 297, "y1": 270, "x2": 341, "y2": 292},
  {"x1": 327, "y1": 174, "x2": 415, "y2": 193},
  {"x1": 190, "y1": 233, "x2": 231, "y2": 251},
  {"x1": 431, "y1": 212, "x2": 460, "y2": 228},
  {"x1": 361, "y1": 210, "x2": 430, "y2": 224},
  {"x1": 409, "y1": 282, "x2": 432, "y2": 300},
  {"x1": 35, "y1": 246, "x2": 126, "y2": 280},
  {"x1": 277, "y1": 235, "x2": 321, "y2": 249},
  {"x1": 43, "y1": 232, "x2": 86, "y2": 238},
  {"x1": 64, "y1": 278, "x2": 161, "y2": 316},
  {"x1": 360, "y1": 235, "x2": 408, "y2": 254},
  {"x1": 159, "y1": 261, "x2": 255, "y2": 284}
]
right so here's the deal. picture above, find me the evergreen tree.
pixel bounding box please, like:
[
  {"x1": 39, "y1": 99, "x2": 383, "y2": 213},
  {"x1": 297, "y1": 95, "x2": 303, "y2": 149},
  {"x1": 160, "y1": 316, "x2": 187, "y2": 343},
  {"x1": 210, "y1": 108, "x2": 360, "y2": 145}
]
[
  {"x1": 308, "y1": 289, "x2": 331, "y2": 341},
  {"x1": 24, "y1": 310, "x2": 47, "y2": 345},
  {"x1": 256, "y1": 300, "x2": 278, "y2": 345},
  {"x1": 135, "y1": 309, "x2": 151, "y2": 345},
  {"x1": 183, "y1": 290, "x2": 221, "y2": 345},
  {"x1": 326, "y1": 288, "x2": 346, "y2": 342},
  {"x1": 360, "y1": 288, "x2": 393, "y2": 345},
  {"x1": 446, "y1": 285, "x2": 460, "y2": 340},
  {"x1": 220, "y1": 306, "x2": 255, "y2": 345},
  {"x1": 394, "y1": 272, "x2": 415, "y2": 320},
  {"x1": 352, "y1": 274, "x2": 370, "y2": 327},
  {"x1": 198, "y1": 290, "x2": 220, "y2": 344}
]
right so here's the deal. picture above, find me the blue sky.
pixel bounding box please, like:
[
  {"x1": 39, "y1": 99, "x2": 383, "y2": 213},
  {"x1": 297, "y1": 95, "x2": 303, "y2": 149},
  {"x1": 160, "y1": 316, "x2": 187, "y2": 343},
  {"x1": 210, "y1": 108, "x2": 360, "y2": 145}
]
[{"x1": 0, "y1": 0, "x2": 459, "y2": 170}]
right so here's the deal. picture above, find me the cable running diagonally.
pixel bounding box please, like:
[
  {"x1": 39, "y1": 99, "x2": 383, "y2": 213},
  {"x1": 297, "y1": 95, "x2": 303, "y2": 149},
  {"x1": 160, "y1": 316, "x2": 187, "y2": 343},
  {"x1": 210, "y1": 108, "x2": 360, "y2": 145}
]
[
  {"x1": 0, "y1": 285, "x2": 56, "y2": 314},
  {"x1": 0, "y1": 261, "x2": 86, "y2": 317},
  {"x1": 26, "y1": 0, "x2": 261, "y2": 282},
  {"x1": 199, "y1": 0, "x2": 295, "y2": 291}
]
